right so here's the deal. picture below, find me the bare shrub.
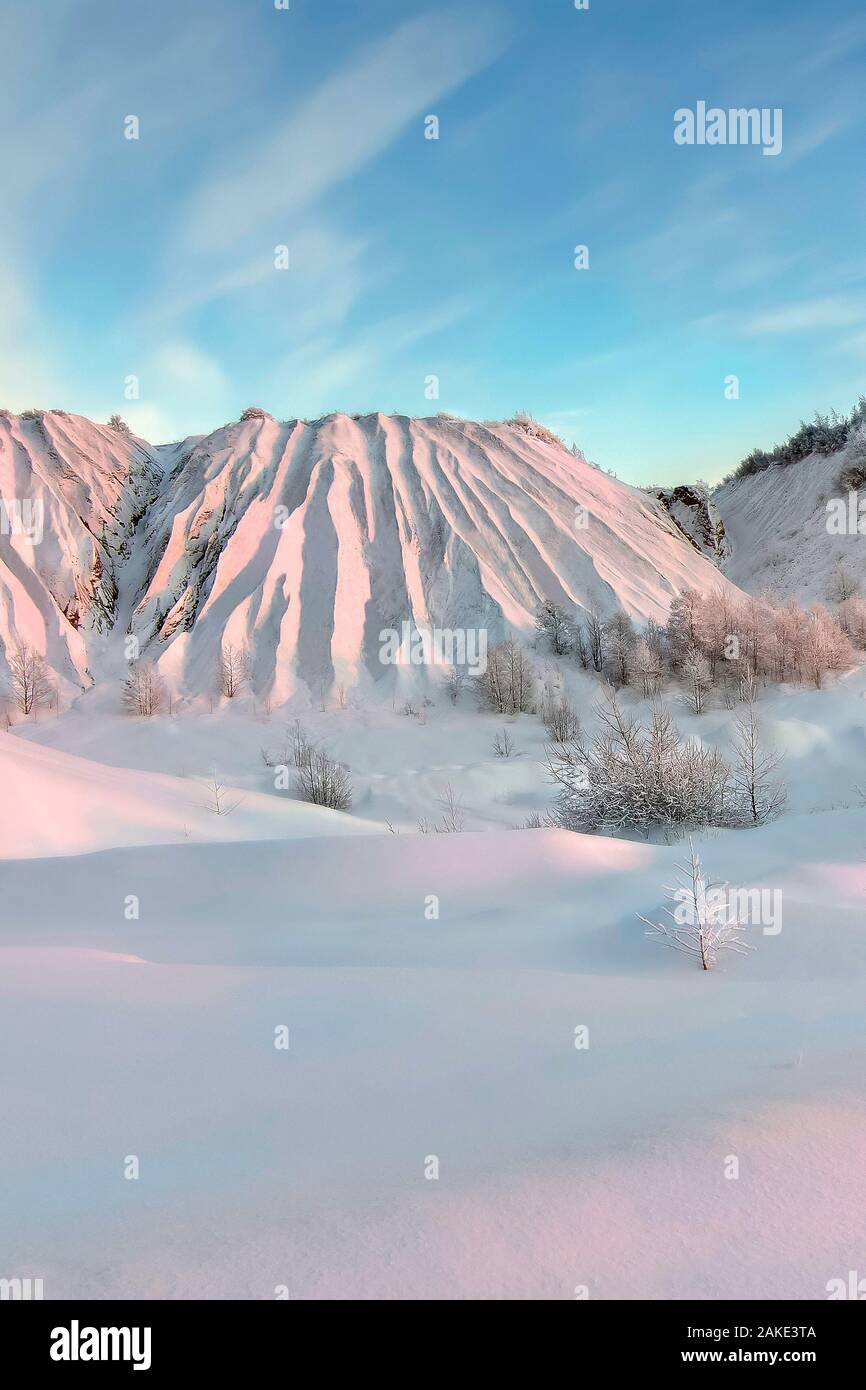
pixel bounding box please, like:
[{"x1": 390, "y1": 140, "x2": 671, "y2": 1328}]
[
  {"x1": 492, "y1": 727, "x2": 520, "y2": 757},
  {"x1": 293, "y1": 748, "x2": 353, "y2": 811},
  {"x1": 419, "y1": 781, "x2": 466, "y2": 833},
  {"x1": 541, "y1": 693, "x2": 580, "y2": 742}
]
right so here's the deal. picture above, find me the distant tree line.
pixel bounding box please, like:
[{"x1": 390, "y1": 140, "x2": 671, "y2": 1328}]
[{"x1": 727, "y1": 397, "x2": 866, "y2": 482}]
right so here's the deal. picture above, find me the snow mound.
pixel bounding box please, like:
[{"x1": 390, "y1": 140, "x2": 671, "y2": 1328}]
[{"x1": 0, "y1": 733, "x2": 379, "y2": 858}]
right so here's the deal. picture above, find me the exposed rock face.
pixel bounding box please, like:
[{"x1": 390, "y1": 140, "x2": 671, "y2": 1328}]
[{"x1": 649, "y1": 484, "x2": 730, "y2": 565}]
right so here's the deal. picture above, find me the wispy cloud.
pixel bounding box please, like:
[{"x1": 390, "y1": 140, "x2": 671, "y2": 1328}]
[
  {"x1": 175, "y1": 5, "x2": 509, "y2": 261},
  {"x1": 743, "y1": 296, "x2": 866, "y2": 337}
]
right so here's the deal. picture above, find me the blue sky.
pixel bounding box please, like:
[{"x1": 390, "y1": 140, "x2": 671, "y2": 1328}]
[{"x1": 2, "y1": 0, "x2": 865, "y2": 483}]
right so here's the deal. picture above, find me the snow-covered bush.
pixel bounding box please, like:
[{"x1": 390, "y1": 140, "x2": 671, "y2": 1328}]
[
  {"x1": 546, "y1": 695, "x2": 731, "y2": 836},
  {"x1": 839, "y1": 421, "x2": 866, "y2": 492},
  {"x1": 504, "y1": 413, "x2": 567, "y2": 449},
  {"x1": 474, "y1": 637, "x2": 537, "y2": 715},
  {"x1": 839, "y1": 594, "x2": 866, "y2": 647},
  {"x1": 239, "y1": 406, "x2": 268, "y2": 422},
  {"x1": 442, "y1": 666, "x2": 468, "y2": 704},
  {"x1": 730, "y1": 401, "x2": 860, "y2": 481},
  {"x1": 108, "y1": 414, "x2": 131, "y2": 436},
  {"x1": 639, "y1": 840, "x2": 754, "y2": 971},
  {"x1": 829, "y1": 561, "x2": 860, "y2": 603},
  {"x1": 293, "y1": 747, "x2": 352, "y2": 811}
]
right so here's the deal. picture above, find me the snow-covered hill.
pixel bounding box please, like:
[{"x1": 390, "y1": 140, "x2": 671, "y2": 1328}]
[
  {"x1": 0, "y1": 409, "x2": 159, "y2": 694},
  {"x1": 0, "y1": 409, "x2": 740, "y2": 704},
  {"x1": 714, "y1": 445, "x2": 860, "y2": 606}
]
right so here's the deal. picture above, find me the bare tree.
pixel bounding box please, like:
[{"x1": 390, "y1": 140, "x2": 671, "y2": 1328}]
[
  {"x1": 633, "y1": 638, "x2": 663, "y2": 699},
  {"x1": 830, "y1": 560, "x2": 859, "y2": 604},
  {"x1": 7, "y1": 643, "x2": 53, "y2": 715},
  {"x1": 121, "y1": 663, "x2": 165, "y2": 717},
  {"x1": 474, "y1": 637, "x2": 536, "y2": 715},
  {"x1": 638, "y1": 840, "x2": 754, "y2": 971},
  {"x1": 681, "y1": 645, "x2": 712, "y2": 714},
  {"x1": 729, "y1": 683, "x2": 786, "y2": 826},
  {"x1": 572, "y1": 622, "x2": 589, "y2": 669},
  {"x1": 583, "y1": 608, "x2": 605, "y2": 672},
  {"x1": 442, "y1": 666, "x2": 468, "y2": 704},
  {"x1": 839, "y1": 594, "x2": 866, "y2": 647},
  {"x1": 217, "y1": 642, "x2": 249, "y2": 699},
  {"x1": 604, "y1": 611, "x2": 636, "y2": 686},
  {"x1": 535, "y1": 599, "x2": 573, "y2": 656}
]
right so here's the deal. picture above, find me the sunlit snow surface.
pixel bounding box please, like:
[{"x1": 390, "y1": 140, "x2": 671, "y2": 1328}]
[{"x1": 2, "y1": 673, "x2": 866, "y2": 1299}]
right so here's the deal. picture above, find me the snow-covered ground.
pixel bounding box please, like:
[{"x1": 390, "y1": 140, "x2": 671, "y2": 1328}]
[{"x1": 3, "y1": 669, "x2": 866, "y2": 1298}]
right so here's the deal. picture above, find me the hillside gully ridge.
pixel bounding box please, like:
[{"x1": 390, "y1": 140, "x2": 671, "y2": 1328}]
[{"x1": 0, "y1": 406, "x2": 736, "y2": 703}]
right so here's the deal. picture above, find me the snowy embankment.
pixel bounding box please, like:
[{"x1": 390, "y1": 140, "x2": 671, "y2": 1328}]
[
  {"x1": 715, "y1": 445, "x2": 857, "y2": 606},
  {"x1": 0, "y1": 734, "x2": 382, "y2": 858},
  {"x1": 1, "y1": 809, "x2": 865, "y2": 1298}
]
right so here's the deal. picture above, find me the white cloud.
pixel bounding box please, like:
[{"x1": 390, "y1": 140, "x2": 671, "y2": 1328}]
[{"x1": 743, "y1": 297, "x2": 866, "y2": 336}]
